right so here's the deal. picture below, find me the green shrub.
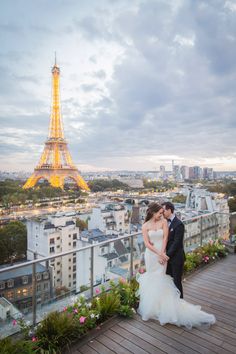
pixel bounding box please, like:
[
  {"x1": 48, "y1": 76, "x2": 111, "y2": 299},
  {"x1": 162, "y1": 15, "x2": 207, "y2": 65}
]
[
  {"x1": 93, "y1": 289, "x2": 120, "y2": 322},
  {"x1": 0, "y1": 337, "x2": 35, "y2": 354},
  {"x1": 35, "y1": 311, "x2": 80, "y2": 353}
]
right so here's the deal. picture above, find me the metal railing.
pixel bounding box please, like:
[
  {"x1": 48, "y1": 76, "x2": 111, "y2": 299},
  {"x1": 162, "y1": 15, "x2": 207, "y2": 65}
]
[{"x1": 0, "y1": 211, "x2": 233, "y2": 338}]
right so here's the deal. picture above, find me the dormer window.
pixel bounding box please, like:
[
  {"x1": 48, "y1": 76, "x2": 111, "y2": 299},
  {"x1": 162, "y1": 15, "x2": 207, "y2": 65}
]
[{"x1": 22, "y1": 276, "x2": 28, "y2": 285}]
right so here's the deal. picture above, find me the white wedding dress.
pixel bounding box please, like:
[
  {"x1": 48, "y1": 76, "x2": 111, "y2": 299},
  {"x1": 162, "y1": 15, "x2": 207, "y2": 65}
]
[{"x1": 137, "y1": 229, "x2": 216, "y2": 328}]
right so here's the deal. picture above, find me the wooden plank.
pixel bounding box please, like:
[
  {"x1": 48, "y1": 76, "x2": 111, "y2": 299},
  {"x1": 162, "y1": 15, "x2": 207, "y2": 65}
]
[
  {"x1": 120, "y1": 319, "x2": 199, "y2": 354},
  {"x1": 183, "y1": 288, "x2": 236, "y2": 316},
  {"x1": 222, "y1": 341, "x2": 236, "y2": 354},
  {"x1": 87, "y1": 339, "x2": 116, "y2": 354},
  {"x1": 96, "y1": 334, "x2": 133, "y2": 354},
  {"x1": 106, "y1": 328, "x2": 160, "y2": 354},
  {"x1": 111, "y1": 324, "x2": 165, "y2": 354},
  {"x1": 132, "y1": 317, "x2": 211, "y2": 354},
  {"x1": 76, "y1": 344, "x2": 99, "y2": 354},
  {"x1": 70, "y1": 316, "x2": 122, "y2": 352}
]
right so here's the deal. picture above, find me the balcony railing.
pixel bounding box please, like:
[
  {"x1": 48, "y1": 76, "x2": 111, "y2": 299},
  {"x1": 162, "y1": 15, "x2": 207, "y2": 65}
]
[{"x1": 0, "y1": 211, "x2": 234, "y2": 339}]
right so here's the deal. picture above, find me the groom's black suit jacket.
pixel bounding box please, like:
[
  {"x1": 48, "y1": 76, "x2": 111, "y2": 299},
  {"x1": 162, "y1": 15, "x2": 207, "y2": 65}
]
[{"x1": 166, "y1": 215, "x2": 185, "y2": 265}]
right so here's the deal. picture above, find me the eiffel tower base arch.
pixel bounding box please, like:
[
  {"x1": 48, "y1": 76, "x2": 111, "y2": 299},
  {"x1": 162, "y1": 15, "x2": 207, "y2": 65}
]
[{"x1": 23, "y1": 168, "x2": 89, "y2": 191}]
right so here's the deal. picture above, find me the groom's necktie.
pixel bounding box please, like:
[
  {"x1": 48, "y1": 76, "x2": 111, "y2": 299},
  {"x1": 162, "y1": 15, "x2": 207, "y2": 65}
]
[{"x1": 167, "y1": 219, "x2": 172, "y2": 227}]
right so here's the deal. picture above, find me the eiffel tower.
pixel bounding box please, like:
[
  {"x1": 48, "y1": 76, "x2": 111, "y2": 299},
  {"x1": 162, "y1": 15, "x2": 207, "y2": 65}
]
[{"x1": 23, "y1": 57, "x2": 90, "y2": 191}]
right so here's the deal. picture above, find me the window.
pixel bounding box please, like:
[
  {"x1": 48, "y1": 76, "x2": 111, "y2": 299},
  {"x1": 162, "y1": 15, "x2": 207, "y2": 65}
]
[
  {"x1": 73, "y1": 265, "x2": 76, "y2": 272},
  {"x1": 36, "y1": 273, "x2": 42, "y2": 281},
  {"x1": 69, "y1": 282, "x2": 71, "y2": 287},
  {"x1": 69, "y1": 266, "x2": 71, "y2": 270},
  {"x1": 50, "y1": 247, "x2": 55, "y2": 253},
  {"x1": 7, "y1": 291, "x2": 14, "y2": 300},
  {"x1": 22, "y1": 288, "x2": 28, "y2": 296},
  {"x1": 0, "y1": 282, "x2": 5, "y2": 290},
  {"x1": 43, "y1": 272, "x2": 49, "y2": 280},
  {"x1": 73, "y1": 273, "x2": 76, "y2": 279},
  {"x1": 37, "y1": 284, "x2": 41, "y2": 292},
  {"x1": 73, "y1": 258, "x2": 76, "y2": 263},
  {"x1": 50, "y1": 238, "x2": 54, "y2": 244},
  {"x1": 69, "y1": 274, "x2": 71, "y2": 278},
  {"x1": 73, "y1": 241, "x2": 76, "y2": 248},
  {"x1": 57, "y1": 262, "x2": 60, "y2": 266},
  {"x1": 22, "y1": 276, "x2": 28, "y2": 285},
  {"x1": 7, "y1": 279, "x2": 14, "y2": 288},
  {"x1": 68, "y1": 258, "x2": 71, "y2": 262},
  {"x1": 57, "y1": 270, "x2": 60, "y2": 274},
  {"x1": 44, "y1": 283, "x2": 49, "y2": 290},
  {"x1": 68, "y1": 234, "x2": 71, "y2": 238},
  {"x1": 73, "y1": 233, "x2": 77, "y2": 240},
  {"x1": 68, "y1": 242, "x2": 71, "y2": 246},
  {"x1": 57, "y1": 237, "x2": 60, "y2": 240}
]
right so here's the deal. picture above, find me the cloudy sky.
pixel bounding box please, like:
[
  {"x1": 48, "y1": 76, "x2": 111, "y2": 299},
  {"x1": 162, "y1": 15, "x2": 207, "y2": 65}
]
[{"x1": 0, "y1": 0, "x2": 236, "y2": 172}]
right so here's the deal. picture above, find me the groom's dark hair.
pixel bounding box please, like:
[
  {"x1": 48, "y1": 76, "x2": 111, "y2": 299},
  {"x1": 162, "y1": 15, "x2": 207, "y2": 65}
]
[{"x1": 162, "y1": 201, "x2": 175, "y2": 213}]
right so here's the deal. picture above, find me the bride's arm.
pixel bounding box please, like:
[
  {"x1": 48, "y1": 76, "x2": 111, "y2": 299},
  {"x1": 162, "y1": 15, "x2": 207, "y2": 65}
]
[
  {"x1": 142, "y1": 224, "x2": 161, "y2": 256},
  {"x1": 161, "y1": 219, "x2": 169, "y2": 255}
]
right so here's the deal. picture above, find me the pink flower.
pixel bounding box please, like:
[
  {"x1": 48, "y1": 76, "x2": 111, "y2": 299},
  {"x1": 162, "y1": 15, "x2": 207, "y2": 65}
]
[
  {"x1": 139, "y1": 268, "x2": 144, "y2": 274},
  {"x1": 12, "y1": 319, "x2": 17, "y2": 326},
  {"x1": 95, "y1": 288, "x2": 100, "y2": 294},
  {"x1": 32, "y1": 337, "x2": 38, "y2": 342},
  {"x1": 63, "y1": 307, "x2": 67, "y2": 312},
  {"x1": 73, "y1": 308, "x2": 78, "y2": 314},
  {"x1": 119, "y1": 277, "x2": 126, "y2": 284},
  {"x1": 79, "y1": 316, "x2": 86, "y2": 324}
]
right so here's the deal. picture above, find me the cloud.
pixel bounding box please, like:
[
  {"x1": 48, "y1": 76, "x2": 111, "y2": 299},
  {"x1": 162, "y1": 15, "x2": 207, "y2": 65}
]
[{"x1": 0, "y1": 0, "x2": 236, "y2": 171}]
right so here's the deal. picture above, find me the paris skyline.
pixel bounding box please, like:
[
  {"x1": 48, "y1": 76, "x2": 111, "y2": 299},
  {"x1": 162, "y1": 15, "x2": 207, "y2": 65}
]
[{"x1": 0, "y1": 0, "x2": 236, "y2": 172}]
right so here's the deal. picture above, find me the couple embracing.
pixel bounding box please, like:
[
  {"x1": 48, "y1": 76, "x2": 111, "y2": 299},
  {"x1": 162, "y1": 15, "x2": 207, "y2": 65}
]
[{"x1": 137, "y1": 202, "x2": 216, "y2": 328}]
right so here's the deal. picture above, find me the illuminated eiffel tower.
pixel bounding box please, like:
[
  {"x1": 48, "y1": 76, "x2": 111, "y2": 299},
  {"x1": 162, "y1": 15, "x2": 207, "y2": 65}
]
[{"x1": 23, "y1": 57, "x2": 90, "y2": 191}]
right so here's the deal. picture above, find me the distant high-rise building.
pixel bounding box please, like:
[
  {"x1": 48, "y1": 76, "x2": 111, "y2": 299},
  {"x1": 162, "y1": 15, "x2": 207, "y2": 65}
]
[
  {"x1": 160, "y1": 165, "x2": 165, "y2": 178},
  {"x1": 173, "y1": 165, "x2": 182, "y2": 181},
  {"x1": 189, "y1": 167, "x2": 195, "y2": 179},
  {"x1": 180, "y1": 166, "x2": 189, "y2": 180},
  {"x1": 193, "y1": 166, "x2": 202, "y2": 180},
  {"x1": 203, "y1": 168, "x2": 214, "y2": 180}
]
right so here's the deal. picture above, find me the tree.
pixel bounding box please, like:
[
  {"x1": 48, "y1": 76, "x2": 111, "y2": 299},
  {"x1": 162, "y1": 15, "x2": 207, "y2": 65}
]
[
  {"x1": 228, "y1": 197, "x2": 236, "y2": 212},
  {"x1": 0, "y1": 221, "x2": 27, "y2": 264},
  {"x1": 172, "y1": 194, "x2": 187, "y2": 203},
  {"x1": 76, "y1": 218, "x2": 88, "y2": 231},
  {"x1": 88, "y1": 179, "x2": 129, "y2": 192}
]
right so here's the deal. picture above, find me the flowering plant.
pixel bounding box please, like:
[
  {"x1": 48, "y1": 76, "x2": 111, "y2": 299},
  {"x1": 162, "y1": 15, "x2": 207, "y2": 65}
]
[
  {"x1": 184, "y1": 238, "x2": 228, "y2": 273},
  {"x1": 4, "y1": 279, "x2": 139, "y2": 353}
]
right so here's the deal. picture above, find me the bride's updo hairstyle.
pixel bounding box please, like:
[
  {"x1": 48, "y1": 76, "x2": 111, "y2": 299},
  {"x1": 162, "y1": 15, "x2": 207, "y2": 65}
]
[{"x1": 144, "y1": 202, "x2": 163, "y2": 223}]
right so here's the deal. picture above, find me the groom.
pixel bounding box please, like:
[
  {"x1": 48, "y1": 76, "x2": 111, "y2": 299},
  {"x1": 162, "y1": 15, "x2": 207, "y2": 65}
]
[{"x1": 162, "y1": 202, "x2": 185, "y2": 298}]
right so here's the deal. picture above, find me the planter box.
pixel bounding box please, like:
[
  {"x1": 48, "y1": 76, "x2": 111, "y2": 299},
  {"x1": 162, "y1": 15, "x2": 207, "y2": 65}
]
[{"x1": 222, "y1": 240, "x2": 236, "y2": 253}]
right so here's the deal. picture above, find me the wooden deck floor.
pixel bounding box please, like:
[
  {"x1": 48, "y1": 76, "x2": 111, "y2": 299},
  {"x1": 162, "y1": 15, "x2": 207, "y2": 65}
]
[{"x1": 69, "y1": 255, "x2": 236, "y2": 354}]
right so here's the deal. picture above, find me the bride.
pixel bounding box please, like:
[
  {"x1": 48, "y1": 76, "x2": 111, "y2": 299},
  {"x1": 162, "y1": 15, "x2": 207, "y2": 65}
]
[{"x1": 137, "y1": 202, "x2": 216, "y2": 328}]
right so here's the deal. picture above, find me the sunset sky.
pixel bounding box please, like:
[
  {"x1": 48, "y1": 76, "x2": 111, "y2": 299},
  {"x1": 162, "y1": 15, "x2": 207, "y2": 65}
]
[{"x1": 0, "y1": 0, "x2": 236, "y2": 172}]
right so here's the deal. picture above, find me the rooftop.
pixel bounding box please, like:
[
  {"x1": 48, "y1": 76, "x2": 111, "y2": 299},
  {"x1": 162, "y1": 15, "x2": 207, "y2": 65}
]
[{"x1": 0, "y1": 263, "x2": 47, "y2": 281}]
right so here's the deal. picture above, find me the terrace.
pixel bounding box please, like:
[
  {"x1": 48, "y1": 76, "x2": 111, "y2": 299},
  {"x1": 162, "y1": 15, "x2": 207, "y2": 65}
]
[
  {"x1": 70, "y1": 254, "x2": 236, "y2": 354},
  {"x1": 0, "y1": 211, "x2": 235, "y2": 353}
]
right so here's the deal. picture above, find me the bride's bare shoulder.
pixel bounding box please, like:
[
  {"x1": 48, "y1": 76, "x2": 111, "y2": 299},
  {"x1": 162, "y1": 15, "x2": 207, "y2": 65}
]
[
  {"x1": 162, "y1": 218, "x2": 168, "y2": 225},
  {"x1": 142, "y1": 221, "x2": 149, "y2": 230}
]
